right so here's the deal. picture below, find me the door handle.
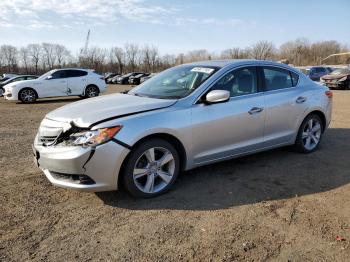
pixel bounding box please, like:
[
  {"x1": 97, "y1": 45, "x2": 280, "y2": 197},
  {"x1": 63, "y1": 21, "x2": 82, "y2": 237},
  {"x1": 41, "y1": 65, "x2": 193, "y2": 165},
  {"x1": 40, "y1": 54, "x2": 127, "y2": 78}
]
[
  {"x1": 296, "y1": 96, "x2": 307, "y2": 103},
  {"x1": 248, "y1": 107, "x2": 264, "y2": 115}
]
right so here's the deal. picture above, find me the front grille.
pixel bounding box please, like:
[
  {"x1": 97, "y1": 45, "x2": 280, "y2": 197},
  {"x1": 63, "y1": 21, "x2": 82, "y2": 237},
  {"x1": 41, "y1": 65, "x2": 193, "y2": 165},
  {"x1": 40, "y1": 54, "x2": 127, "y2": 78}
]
[
  {"x1": 50, "y1": 171, "x2": 96, "y2": 185},
  {"x1": 39, "y1": 136, "x2": 57, "y2": 144}
]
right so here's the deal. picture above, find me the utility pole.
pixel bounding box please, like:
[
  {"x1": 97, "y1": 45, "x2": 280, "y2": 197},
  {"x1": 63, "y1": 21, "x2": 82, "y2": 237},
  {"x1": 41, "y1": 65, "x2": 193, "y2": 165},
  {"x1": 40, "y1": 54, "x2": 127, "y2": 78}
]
[{"x1": 83, "y1": 29, "x2": 90, "y2": 56}]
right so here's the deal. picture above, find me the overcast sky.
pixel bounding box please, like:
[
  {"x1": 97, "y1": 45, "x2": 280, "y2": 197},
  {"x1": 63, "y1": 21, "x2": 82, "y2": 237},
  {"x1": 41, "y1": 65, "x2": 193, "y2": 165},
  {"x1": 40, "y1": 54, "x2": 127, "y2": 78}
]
[{"x1": 1, "y1": 0, "x2": 349, "y2": 54}]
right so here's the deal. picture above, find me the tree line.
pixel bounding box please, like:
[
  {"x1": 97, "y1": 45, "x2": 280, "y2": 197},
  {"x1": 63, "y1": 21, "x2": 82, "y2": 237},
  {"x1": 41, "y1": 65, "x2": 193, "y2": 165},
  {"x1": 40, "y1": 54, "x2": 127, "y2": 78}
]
[{"x1": 0, "y1": 38, "x2": 349, "y2": 75}]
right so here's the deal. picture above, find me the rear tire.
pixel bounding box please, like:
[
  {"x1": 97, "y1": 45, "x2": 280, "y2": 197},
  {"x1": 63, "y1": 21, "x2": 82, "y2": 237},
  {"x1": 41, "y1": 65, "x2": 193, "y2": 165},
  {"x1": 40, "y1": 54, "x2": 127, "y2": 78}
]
[
  {"x1": 293, "y1": 114, "x2": 323, "y2": 153},
  {"x1": 19, "y1": 88, "x2": 37, "y2": 103},
  {"x1": 84, "y1": 85, "x2": 100, "y2": 98},
  {"x1": 122, "y1": 138, "x2": 180, "y2": 198}
]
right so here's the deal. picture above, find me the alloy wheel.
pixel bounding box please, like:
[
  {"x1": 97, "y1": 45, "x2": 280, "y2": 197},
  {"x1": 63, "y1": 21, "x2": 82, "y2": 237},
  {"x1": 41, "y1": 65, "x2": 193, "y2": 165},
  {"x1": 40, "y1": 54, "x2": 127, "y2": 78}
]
[
  {"x1": 86, "y1": 86, "x2": 99, "y2": 97},
  {"x1": 302, "y1": 118, "x2": 322, "y2": 151},
  {"x1": 20, "y1": 89, "x2": 36, "y2": 103},
  {"x1": 133, "y1": 147, "x2": 175, "y2": 194}
]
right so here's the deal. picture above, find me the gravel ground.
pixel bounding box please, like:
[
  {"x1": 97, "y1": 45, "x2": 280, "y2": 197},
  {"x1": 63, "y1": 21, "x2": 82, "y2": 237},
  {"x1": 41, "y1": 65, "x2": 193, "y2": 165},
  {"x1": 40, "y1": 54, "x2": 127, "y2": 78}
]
[{"x1": 1, "y1": 85, "x2": 349, "y2": 261}]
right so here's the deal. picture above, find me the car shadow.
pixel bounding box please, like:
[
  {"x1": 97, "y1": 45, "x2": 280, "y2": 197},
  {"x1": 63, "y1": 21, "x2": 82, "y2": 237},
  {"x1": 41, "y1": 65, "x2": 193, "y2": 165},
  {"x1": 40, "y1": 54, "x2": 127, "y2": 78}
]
[{"x1": 96, "y1": 128, "x2": 350, "y2": 211}]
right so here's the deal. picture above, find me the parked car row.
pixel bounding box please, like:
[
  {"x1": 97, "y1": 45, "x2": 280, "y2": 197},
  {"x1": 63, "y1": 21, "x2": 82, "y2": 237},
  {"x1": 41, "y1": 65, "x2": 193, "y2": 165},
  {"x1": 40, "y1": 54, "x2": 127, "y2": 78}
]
[
  {"x1": 105, "y1": 72, "x2": 156, "y2": 85},
  {"x1": 2, "y1": 68, "x2": 107, "y2": 103},
  {"x1": 296, "y1": 65, "x2": 350, "y2": 90},
  {"x1": 104, "y1": 73, "x2": 121, "y2": 84}
]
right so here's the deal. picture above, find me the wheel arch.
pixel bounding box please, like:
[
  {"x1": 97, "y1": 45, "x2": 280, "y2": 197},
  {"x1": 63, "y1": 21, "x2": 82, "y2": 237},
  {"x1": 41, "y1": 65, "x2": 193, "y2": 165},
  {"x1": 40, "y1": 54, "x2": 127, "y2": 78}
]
[
  {"x1": 83, "y1": 84, "x2": 100, "y2": 95},
  {"x1": 18, "y1": 87, "x2": 38, "y2": 99},
  {"x1": 118, "y1": 132, "x2": 188, "y2": 188},
  {"x1": 305, "y1": 110, "x2": 327, "y2": 132}
]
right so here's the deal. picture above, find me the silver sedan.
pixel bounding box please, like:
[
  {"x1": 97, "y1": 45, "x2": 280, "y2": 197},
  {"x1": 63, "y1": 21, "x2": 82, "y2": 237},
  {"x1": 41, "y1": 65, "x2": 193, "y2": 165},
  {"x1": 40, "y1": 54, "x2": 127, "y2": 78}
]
[{"x1": 33, "y1": 60, "x2": 333, "y2": 198}]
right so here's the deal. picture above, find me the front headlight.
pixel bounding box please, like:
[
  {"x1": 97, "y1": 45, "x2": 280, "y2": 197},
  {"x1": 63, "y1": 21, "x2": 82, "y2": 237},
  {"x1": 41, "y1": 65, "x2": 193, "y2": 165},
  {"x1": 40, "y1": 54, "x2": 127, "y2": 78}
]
[{"x1": 71, "y1": 126, "x2": 122, "y2": 147}]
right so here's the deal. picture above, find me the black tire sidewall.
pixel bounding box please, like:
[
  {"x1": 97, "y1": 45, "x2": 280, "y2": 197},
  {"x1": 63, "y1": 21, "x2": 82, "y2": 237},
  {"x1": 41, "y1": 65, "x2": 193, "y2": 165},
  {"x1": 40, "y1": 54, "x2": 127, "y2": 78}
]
[
  {"x1": 19, "y1": 88, "x2": 37, "y2": 103},
  {"x1": 85, "y1": 85, "x2": 99, "y2": 98},
  {"x1": 123, "y1": 138, "x2": 180, "y2": 198},
  {"x1": 294, "y1": 114, "x2": 323, "y2": 153}
]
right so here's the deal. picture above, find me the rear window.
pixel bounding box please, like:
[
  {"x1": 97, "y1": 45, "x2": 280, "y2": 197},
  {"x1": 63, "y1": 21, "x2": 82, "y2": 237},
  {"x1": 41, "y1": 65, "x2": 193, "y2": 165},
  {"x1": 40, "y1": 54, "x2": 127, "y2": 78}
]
[
  {"x1": 263, "y1": 67, "x2": 294, "y2": 91},
  {"x1": 67, "y1": 70, "x2": 88, "y2": 77}
]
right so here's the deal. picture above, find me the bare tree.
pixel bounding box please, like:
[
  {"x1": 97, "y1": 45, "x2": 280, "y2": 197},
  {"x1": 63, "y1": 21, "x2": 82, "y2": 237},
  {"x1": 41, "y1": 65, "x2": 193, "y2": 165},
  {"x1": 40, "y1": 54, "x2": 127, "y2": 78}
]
[
  {"x1": 125, "y1": 43, "x2": 139, "y2": 72},
  {"x1": 27, "y1": 44, "x2": 42, "y2": 74},
  {"x1": 1, "y1": 38, "x2": 349, "y2": 75},
  {"x1": 42, "y1": 43, "x2": 57, "y2": 69},
  {"x1": 111, "y1": 47, "x2": 125, "y2": 73},
  {"x1": 54, "y1": 44, "x2": 70, "y2": 68},
  {"x1": 249, "y1": 41, "x2": 276, "y2": 60},
  {"x1": 19, "y1": 47, "x2": 30, "y2": 74},
  {"x1": 79, "y1": 46, "x2": 106, "y2": 72},
  {"x1": 141, "y1": 45, "x2": 152, "y2": 72},
  {"x1": 221, "y1": 48, "x2": 249, "y2": 59},
  {"x1": 149, "y1": 46, "x2": 159, "y2": 72},
  {"x1": 0, "y1": 45, "x2": 18, "y2": 72}
]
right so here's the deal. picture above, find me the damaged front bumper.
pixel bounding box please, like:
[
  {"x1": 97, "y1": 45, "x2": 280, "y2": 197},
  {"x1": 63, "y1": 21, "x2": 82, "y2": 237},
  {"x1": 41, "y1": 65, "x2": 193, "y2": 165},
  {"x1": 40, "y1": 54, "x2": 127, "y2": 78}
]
[{"x1": 33, "y1": 134, "x2": 130, "y2": 192}]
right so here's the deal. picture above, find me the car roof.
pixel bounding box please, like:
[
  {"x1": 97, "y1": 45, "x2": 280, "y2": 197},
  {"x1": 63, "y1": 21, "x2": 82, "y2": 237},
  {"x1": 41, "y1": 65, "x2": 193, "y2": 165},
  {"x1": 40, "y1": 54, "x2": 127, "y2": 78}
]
[
  {"x1": 54, "y1": 68, "x2": 91, "y2": 72},
  {"x1": 183, "y1": 59, "x2": 300, "y2": 74},
  {"x1": 184, "y1": 59, "x2": 292, "y2": 69}
]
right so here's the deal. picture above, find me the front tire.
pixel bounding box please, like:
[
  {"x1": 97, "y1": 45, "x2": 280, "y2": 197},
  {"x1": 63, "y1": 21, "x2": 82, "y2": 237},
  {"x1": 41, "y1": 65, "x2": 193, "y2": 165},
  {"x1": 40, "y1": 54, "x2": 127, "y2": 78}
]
[
  {"x1": 294, "y1": 114, "x2": 323, "y2": 153},
  {"x1": 0, "y1": 87, "x2": 4, "y2": 97},
  {"x1": 84, "y1": 85, "x2": 100, "y2": 98},
  {"x1": 123, "y1": 138, "x2": 180, "y2": 198},
  {"x1": 19, "y1": 88, "x2": 37, "y2": 103}
]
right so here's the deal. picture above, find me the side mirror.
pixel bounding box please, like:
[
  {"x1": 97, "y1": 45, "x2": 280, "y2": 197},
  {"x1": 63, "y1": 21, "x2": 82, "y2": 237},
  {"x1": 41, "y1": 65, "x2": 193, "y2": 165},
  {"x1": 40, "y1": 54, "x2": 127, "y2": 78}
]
[
  {"x1": 46, "y1": 75, "x2": 53, "y2": 80},
  {"x1": 205, "y1": 90, "x2": 230, "y2": 104}
]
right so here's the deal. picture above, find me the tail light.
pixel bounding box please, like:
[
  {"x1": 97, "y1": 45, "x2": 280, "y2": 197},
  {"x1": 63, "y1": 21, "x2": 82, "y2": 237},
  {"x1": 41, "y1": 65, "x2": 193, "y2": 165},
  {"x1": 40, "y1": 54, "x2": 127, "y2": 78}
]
[{"x1": 325, "y1": 90, "x2": 333, "y2": 99}]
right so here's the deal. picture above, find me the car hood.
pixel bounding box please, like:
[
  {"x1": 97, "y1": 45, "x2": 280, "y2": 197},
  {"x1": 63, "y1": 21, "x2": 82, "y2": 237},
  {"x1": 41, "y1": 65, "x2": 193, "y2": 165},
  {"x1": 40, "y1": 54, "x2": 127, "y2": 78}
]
[
  {"x1": 45, "y1": 93, "x2": 177, "y2": 128},
  {"x1": 5, "y1": 79, "x2": 41, "y2": 88},
  {"x1": 321, "y1": 74, "x2": 349, "y2": 80}
]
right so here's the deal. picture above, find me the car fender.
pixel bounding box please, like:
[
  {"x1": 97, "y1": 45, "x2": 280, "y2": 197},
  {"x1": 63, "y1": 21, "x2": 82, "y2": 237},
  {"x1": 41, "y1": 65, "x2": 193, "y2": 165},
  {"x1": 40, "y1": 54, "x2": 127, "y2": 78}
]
[{"x1": 92, "y1": 107, "x2": 193, "y2": 168}]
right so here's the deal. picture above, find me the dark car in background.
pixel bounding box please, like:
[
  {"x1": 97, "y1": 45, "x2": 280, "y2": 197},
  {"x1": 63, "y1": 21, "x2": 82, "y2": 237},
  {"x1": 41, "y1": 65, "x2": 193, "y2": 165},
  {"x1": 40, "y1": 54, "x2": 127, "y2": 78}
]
[
  {"x1": 128, "y1": 73, "x2": 149, "y2": 85},
  {"x1": 105, "y1": 73, "x2": 120, "y2": 84},
  {"x1": 0, "y1": 75, "x2": 38, "y2": 96},
  {"x1": 320, "y1": 68, "x2": 350, "y2": 90},
  {"x1": 140, "y1": 73, "x2": 157, "y2": 84},
  {"x1": 306, "y1": 66, "x2": 333, "y2": 81},
  {"x1": 116, "y1": 72, "x2": 143, "y2": 84}
]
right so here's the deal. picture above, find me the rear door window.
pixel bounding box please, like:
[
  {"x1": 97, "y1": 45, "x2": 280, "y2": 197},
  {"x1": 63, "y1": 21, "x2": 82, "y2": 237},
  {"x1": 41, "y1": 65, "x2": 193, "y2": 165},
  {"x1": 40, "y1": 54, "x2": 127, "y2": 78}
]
[
  {"x1": 67, "y1": 70, "x2": 88, "y2": 78},
  {"x1": 262, "y1": 67, "x2": 294, "y2": 91}
]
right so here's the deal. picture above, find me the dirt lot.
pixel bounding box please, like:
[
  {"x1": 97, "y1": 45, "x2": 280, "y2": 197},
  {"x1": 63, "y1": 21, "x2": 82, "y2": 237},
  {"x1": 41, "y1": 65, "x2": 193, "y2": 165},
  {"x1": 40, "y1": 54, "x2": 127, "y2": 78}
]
[{"x1": 1, "y1": 85, "x2": 349, "y2": 261}]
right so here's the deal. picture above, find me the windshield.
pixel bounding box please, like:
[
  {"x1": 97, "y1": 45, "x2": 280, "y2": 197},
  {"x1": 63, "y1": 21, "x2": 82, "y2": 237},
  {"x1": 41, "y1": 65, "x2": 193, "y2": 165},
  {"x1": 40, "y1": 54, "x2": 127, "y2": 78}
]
[
  {"x1": 330, "y1": 68, "x2": 350, "y2": 75},
  {"x1": 130, "y1": 65, "x2": 218, "y2": 99},
  {"x1": 38, "y1": 70, "x2": 56, "y2": 80}
]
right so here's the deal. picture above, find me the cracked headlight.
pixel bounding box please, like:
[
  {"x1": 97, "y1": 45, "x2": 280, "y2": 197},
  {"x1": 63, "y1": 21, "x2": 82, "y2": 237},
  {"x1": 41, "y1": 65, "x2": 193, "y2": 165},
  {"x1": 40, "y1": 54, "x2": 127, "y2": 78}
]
[{"x1": 72, "y1": 126, "x2": 122, "y2": 146}]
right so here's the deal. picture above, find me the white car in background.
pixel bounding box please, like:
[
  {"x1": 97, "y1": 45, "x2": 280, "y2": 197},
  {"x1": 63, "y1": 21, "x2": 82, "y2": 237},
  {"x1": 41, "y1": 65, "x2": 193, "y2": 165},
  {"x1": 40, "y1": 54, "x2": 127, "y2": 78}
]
[{"x1": 3, "y1": 68, "x2": 107, "y2": 103}]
